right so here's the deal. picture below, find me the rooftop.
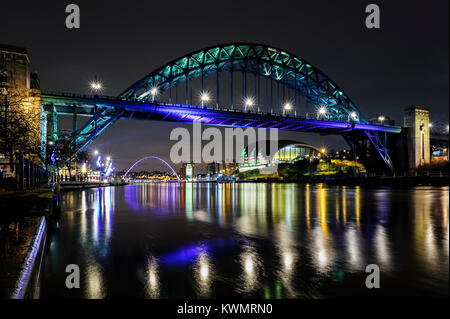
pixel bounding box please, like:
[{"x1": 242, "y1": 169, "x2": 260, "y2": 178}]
[{"x1": 0, "y1": 43, "x2": 29, "y2": 55}]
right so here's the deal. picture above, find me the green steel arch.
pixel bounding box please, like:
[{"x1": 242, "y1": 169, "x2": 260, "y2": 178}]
[{"x1": 119, "y1": 43, "x2": 366, "y2": 122}]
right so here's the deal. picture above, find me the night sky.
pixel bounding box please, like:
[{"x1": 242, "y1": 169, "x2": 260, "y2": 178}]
[{"x1": 1, "y1": 0, "x2": 448, "y2": 171}]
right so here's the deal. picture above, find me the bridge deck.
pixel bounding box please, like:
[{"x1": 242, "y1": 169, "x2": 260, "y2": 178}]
[{"x1": 41, "y1": 91, "x2": 402, "y2": 135}]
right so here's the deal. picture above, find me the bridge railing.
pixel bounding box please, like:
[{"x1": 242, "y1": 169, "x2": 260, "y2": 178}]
[{"x1": 42, "y1": 91, "x2": 376, "y2": 125}]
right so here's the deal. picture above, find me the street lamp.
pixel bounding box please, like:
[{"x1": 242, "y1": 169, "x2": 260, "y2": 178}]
[
  {"x1": 200, "y1": 92, "x2": 210, "y2": 106},
  {"x1": 283, "y1": 103, "x2": 292, "y2": 116},
  {"x1": 428, "y1": 122, "x2": 433, "y2": 128},
  {"x1": 378, "y1": 115, "x2": 385, "y2": 124},
  {"x1": 318, "y1": 107, "x2": 327, "y2": 119},
  {"x1": 351, "y1": 111, "x2": 358, "y2": 120},
  {"x1": 245, "y1": 98, "x2": 254, "y2": 111},
  {"x1": 94, "y1": 150, "x2": 99, "y2": 155},
  {"x1": 150, "y1": 87, "x2": 158, "y2": 102},
  {"x1": 90, "y1": 81, "x2": 102, "y2": 92}
]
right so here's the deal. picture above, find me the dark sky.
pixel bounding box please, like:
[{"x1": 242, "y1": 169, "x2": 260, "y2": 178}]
[{"x1": 1, "y1": 0, "x2": 448, "y2": 171}]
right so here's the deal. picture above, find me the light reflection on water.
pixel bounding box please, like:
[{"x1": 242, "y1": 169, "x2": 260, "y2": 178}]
[{"x1": 41, "y1": 183, "x2": 449, "y2": 298}]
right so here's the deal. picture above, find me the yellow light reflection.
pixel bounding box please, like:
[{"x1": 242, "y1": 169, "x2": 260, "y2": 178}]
[
  {"x1": 275, "y1": 222, "x2": 298, "y2": 297},
  {"x1": 342, "y1": 186, "x2": 347, "y2": 227},
  {"x1": 316, "y1": 184, "x2": 328, "y2": 236},
  {"x1": 194, "y1": 251, "x2": 213, "y2": 297},
  {"x1": 236, "y1": 247, "x2": 261, "y2": 294},
  {"x1": 346, "y1": 227, "x2": 362, "y2": 270},
  {"x1": 85, "y1": 262, "x2": 105, "y2": 299},
  {"x1": 305, "y1": 184, "x2": 311, "y2": 230},
  {"x1": 355, "y1": 186, "x2": 361, "y2": 230},
  {"x1": 145, "y1": 257, "x2": 160, "y2": 299}
]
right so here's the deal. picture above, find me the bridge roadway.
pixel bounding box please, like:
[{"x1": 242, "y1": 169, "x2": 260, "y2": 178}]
[{"x1": 41, "y1": 91, "x2": 402, "y2": 135}]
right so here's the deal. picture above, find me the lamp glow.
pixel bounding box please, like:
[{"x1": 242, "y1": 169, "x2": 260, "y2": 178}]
[
  {"x1": 200, "y1": 92, "x2": 210, "y2": 106},
  {"x1": 245, "y1": 98, "x2": 254, "y2": 108},
  {"x1": 90, "y1": 82, "x2": 102, "y2": 91}
]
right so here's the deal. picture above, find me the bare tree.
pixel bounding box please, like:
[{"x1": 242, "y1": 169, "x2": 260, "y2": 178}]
[{"x1": 0, "y1": 84, "x2": 42, "y2": 174}]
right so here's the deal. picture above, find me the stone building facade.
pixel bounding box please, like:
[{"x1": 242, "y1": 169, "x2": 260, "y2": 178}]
[{"x1": 0, "y1": 44, "x2": 42, "y2": 177}]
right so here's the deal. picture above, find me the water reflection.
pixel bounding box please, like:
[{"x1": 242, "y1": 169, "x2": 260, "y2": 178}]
[
  {"x1": 275, "y1": 222, "x2": 298, "y2": 298},
  {"x1": 41, "y1": 184, "x2": 449, "y2": 298},
  {"x1": 145, "y1": 257, "x2": 160, "y2": 299},
  {"x1": 85, "y1": 262, "x2": 105, "y2": 299},
  {"x1": 194, "y1": 251, "x2": 213, "y2": 298},
  {"x1": 236, "y1": 245, "x2": 262, "y2": 295}
]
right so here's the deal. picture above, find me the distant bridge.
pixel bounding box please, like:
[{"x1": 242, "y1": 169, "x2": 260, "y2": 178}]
[{"x1": 41, "y1": 43, "x2": 402, "y2": 171}]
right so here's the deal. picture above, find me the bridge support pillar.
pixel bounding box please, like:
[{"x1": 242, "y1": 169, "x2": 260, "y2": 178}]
[
  {"x1": 404, "y1": 106, "x2": 430, "y2": 170},
  {"x1": 72, "y1": 104, "x2": 78, "y2": 139}
]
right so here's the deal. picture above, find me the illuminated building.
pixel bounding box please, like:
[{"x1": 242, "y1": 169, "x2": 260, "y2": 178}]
[
  {"x1": 0, "y1": 44, "x2": 42, "y2": 177},
  {"x1": 239, "y1": 140, "x2": 322, "y2": 173},
  {"x1": 180, "y1": 162, "x2": 195, "y2": 180}
]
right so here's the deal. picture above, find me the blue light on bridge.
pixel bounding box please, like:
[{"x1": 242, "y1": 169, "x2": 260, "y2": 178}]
[
  {"x1": 105, "y1": 162, "x2": 113, "y2": 177},
  {"x1": 96, "y1": 155, "x2": 102, "y2": 168}
]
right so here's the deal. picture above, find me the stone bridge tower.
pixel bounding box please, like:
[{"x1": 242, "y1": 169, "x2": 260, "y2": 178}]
[{"x1": 404, "y1": 106, "x2": 430, "y2": 170}]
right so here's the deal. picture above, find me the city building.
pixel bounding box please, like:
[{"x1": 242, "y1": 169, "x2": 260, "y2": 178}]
[
  {"x1": 180, "y1": 162, "x2": 195, "y2": 180},
  {"x1": 0, "y1": 44, "x2": 42, "y2": 178}
]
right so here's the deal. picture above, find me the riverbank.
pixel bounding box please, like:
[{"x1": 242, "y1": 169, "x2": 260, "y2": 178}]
[
  {"x1": 0, "y1": 189, "x2": 54, "y2": 218},
  {"x1": 0, "y1": 189, "x2": 54, "y2": 298}
]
